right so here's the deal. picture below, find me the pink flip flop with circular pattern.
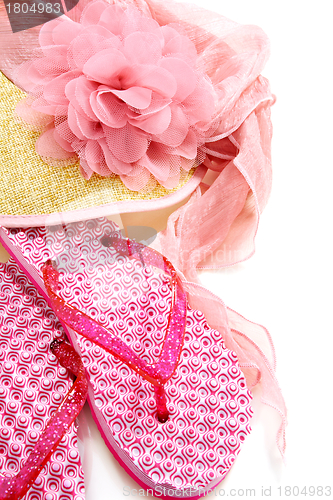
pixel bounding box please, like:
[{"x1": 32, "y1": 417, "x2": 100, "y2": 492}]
[
  {"x1": 0, "y1": 220, "x2": 253, "y2": 498},
  {"x1": 0, "y1": 258, "x2": 87, "y2": 500}
]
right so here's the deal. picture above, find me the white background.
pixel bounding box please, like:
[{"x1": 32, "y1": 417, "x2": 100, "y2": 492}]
[
  {"x1": 1, "y1": 0, "x2": 332, "y2": 498},
  {"x1": 78, "y1": 1, "x2": 333, "y2": 499}
]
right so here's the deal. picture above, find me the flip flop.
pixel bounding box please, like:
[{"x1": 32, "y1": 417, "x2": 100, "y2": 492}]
[
  {"x1": 0, "y1": 258, "x2": 88, "y2": 500},
  {"x1": 0, "y1": 219, "x2": 253, "y2": 499}
]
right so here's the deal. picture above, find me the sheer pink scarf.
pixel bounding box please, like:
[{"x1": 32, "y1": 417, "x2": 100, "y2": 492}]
[{"x1": 145, "y1": 0, "x2": 285, "y2": 455}]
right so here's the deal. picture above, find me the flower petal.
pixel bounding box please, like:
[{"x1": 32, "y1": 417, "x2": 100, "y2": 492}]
[
  {"x1": 53, "y1": 128, "x2": 74, "y2": 152},
  {"x1": 181, "y1": 156, "x2": 196, "y2": 171},
  {"x1": 76, "y1": 109, "x2": 104, "y2": 140},
  {"x1": 104, "y1": 123, "x2": 148, "y2": 163},
  {"x1": 15, "y1": 97, "x2": 53, "y2": 130},
  {"x1": 123, "y1": 32, "x2": 162, "y2": 65},
  {"x1": 84, "y1": 138, "x2": 102, "y2": 164},
  {"x1": 52, "y1": 18, "x2": 83, "y2": 46},
  {"x1": 153, "y1": 103, "x2": 188, "y2": 147},
  {"x1": 43, "y1": 71, "x2": 79, "y2": 105},
  {"x1": 55, "y1": 118, "x2": 77, "y2": 144},
  {"x1": 35, "y1": 128, "x2": 76, "y2": 160},
  {"x1": 98, "y1": 5, "x2": 127, "y2": 36},
  {"x1": 157, "y1": 171, "x2": 181, "y2": 189},
  {"x1": 81, "y1": 0, "x2": 110, "y2": 27},
  {"x1": 31, "y1": 97, "x2": 67, "y2": 116},
  {"x1": 143, "y1": 145, "x2": 181, "y2": 186},
  {"x1": 129, "y1": 105, "x2": 171, "y2": 134},
  {"x1": 98, "y1": 138, "x2": 133, "y2": 174},
  {"x1": 120, "y1": 165, "x2": 152, "y2": 191},
  {"x1": 83, "y1": 48, "x2": 128, "y2": 86},
  {"x1": 160, "y1": 26, "x2": 182, "y2": 47},
  {"x1": 172, "y1": 129, "x2": 198, "y2": 159},
  {"x1": 27, "y1": 56, "x2": 69, "y2": 85},
  {"x1": 90, "y1": 90, "x2": 127, "y2": 128},
  {"x1": 122, "y1": 64, "x2": 177, "y2": 98},
  {"x1": 110, "y1": 87, "x2": 152, "y2": 110},
  {"x1": 161, "y1": 28, "x2": 197, "y2": 63},
  {"x1": 68, "y1": 27, "x2": 121, "y2": 71},
  {"x1": 79, "y1": 158, "x2": 94, "y2": 179},
  {"x1": 159, "y1": 57, "x2": 196, "y2": 102},
  {"x1": 67, "y1": 104, "x2": 86, "y2": 140},
  {"x1": 121, "y1": 8, "x2": 161, "y2": 40},
  {"x1": 132, "y1": 93, "x2": 172, "y2": 117},
  {"x1": 183, "y1": 79, "x2": 215, "y2": 125},
  {"x1": 41, "y1": 45, "x2": 67, "y2": 59},
  {"x1": 39, "y1": 18, "x2": 61, "y2": 47},
  {"x1": 65, "y1": 76, "x2": 99, "y2": 121},
  {"x1": 83, "y1": 139, "x2": 111, "y2": 176},
  {"x1": 137, "y1": 142, "x2": 170, "y2": 181}
]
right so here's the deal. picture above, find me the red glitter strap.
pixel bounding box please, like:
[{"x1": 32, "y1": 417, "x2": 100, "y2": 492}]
[
  {"x1": 0, "y1": 341, "x2": 88, "y2": 500},
  {"x1": 42, "y1": 236, "x2": 187, "y2": 422}
]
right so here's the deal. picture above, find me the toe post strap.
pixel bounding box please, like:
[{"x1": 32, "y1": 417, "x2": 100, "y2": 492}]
[
  {"x1": 0, "y1": 341, "x2": 88, "y2": 500},
  {"x1": 42, "y1": 236, "x2": 187, "y2": 423}
]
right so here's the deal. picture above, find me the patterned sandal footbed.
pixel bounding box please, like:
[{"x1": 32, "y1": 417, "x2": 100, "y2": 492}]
[
  {"x1": 0, "y1": 259, "x2": 87, "y2": 500},
  {"x1": 0, "y1": 220, "x2": 253, "y2": 498}
]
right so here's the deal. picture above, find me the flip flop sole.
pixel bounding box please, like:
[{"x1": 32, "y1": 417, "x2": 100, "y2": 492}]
[
  {"x1": 0, "y1": 220, "x2": 253, "y2": 498},
  {"x1": 0, "y1": 259, "x2": 85, "y2": 500}
]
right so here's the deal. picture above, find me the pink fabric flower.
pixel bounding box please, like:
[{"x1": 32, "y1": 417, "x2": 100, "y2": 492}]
[{"x1": 18, "y1": 0, "x2": 215, "y2": 189}]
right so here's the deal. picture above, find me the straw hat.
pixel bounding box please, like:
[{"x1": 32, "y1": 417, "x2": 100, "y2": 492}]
[{"x1": 0, "y1": 0, "x2": 274, "y2": 278}]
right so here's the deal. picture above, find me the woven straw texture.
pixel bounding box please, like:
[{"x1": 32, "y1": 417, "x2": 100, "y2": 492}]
[{"x1": 0, "y1": 72, "x2": 195, "y2": 216}]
